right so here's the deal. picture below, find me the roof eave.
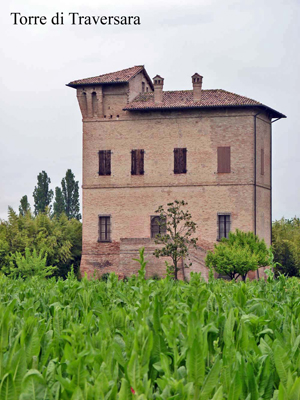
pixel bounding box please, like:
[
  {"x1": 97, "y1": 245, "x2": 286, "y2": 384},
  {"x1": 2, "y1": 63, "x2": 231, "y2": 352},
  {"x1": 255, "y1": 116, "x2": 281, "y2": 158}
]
[
  {"x1": 66, "y1": 81, "x2": 129, "y2": 89},
  {"x1": 66, "y1": 65, "x2": 154, "y2": 90},
  {"x1": 123, "y1": 104, "x2": 286, "y2": 119}
]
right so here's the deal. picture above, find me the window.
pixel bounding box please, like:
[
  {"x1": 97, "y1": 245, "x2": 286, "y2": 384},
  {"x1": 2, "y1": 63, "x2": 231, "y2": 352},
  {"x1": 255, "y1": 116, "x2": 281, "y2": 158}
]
[
  {"x1": 142, "y1": 82, "x2": 145, "y2": 93},
  {"x1": 99, "y1": 150, "x2": 111, "y2": 175},
  {"x1": 131, "y1": 149, "x2": 144, "y2": 175},
  {"x1": 92, "y1": 92, "x2": 97, "y2": 116},
  {"x1": 261, "y1": 149, "x2": 264, "y2": 175},
  {"x1": 151, "y1": 216, "x2": 166, "y2": 238},
  {"x1": 218, "y1": 214, "x2": 231, "y2": 239},
  {"x1": 174, "y1": 148, "x2": 187, "y2": 174},
  {"x1": 98, "y1": 216, "x2": 111, "y2": 242},
  {"x1": 217, "y1": 147, "x2": 231, "y2": 173}
]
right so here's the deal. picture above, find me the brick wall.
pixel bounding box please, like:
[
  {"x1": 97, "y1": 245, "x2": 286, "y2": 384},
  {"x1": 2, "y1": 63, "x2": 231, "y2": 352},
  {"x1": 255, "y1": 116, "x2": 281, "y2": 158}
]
[{"x1": 78, "y1": 85, "x2": 272, "y2": 279}]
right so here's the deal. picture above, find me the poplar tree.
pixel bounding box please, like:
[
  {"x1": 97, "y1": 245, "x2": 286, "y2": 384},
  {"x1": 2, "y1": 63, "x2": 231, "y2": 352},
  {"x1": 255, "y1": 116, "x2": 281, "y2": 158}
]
[
  {"x1": 53, "y1": 187, "x2": 65, "y2": 217},
  {"x1": 33, "y1": 171, "x2": 53, "y2": 215},
  {"x1": 61, "y1": 169, "x2": 81, "y2": 220},
  {"x1": 19, "y1": 195, "x2": 31, "y2": 216}
]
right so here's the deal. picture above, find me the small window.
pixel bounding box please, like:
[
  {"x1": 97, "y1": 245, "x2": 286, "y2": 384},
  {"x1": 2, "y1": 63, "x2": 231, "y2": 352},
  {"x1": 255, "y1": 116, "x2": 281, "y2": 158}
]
[
  {"x1": 92, "y1": 92, "x2": 97, "y2": 116},
  {"x1": 261, "y1": 149, "x2": 264, "y2": 175},
  {"x1": 174, "y1": 148, "x2": 187, "y2": 174},
  {"x1": 142, "y1": 82, "x2": 145, "y2": 93},
  {"x1": 131, "y1": 149, "x2": 144, "y2": 175},
  {"x1": 217, "y1": 147, "x2": 231, "y2": 173},
  {"x1": 218, "y1": 214, "x2": 231, "y2": 240},
  {"x1": 98, "y1": 216, "x2": 111, "y2": 242},
  {"x1": 99, "y1": 150, "x2": 111, "y2": 176},
  {"x1": 146, "y1": 87, "x2": 148, "y2": 92},
  {"x1": 151, "y1": 216, "x2": 167, "y2": 238}
]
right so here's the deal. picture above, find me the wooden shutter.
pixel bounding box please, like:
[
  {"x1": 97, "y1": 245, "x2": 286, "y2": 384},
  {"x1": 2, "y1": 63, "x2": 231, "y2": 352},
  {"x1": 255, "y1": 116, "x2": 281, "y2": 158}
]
[
  {"x1": 181, "y1": 148, "x2": 187, "y2": 173},
  {"x1": 174, "y1": 148, "x2": 187, "y2": 174},
  {"x1": 99, "y1": 150, "x2": 111, "y2": 175},
  {"x1": 106, "y1": 150, "x2": 111, "y2": 175},
  {"x1": 174, "y1": 148, "x2": 179, "y2": 173},
  {"x1": 217, "y1": 147, "x2": 231, "y2": 173},
  {"x1": 261, "y1": 149, "x2": 264, "y2": 175},
  {"x1": 99, "y1": 151, "x2": 105, "y2": 175},
  {"x1": 139, "y1": 150, "x2": 144, "y2": 175},
  {"x1": 132, "y1": 150, "x2": 144, "y2": 175},
  {"x1": 131, "y1": 150, "x2": 137, "y2": 175}
]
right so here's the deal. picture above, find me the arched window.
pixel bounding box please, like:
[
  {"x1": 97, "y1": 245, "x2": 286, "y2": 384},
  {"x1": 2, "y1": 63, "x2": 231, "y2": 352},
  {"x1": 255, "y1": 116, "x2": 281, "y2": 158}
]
[
  {"x1": 82, "y1": 92, "x2": 87, "y2": 116},
  {"x1": 92, "y1": 92, "x2": 97, "y2": 116}
]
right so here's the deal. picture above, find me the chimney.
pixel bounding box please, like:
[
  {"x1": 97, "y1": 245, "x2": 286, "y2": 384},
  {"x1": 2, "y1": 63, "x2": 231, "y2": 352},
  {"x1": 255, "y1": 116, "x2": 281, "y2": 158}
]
[
  {"x1": 192, "y1": 73, "x2": 203, "y2": 102},
  {"x1": 153, "y1": 75, "x2": 164, "y2": 103}
]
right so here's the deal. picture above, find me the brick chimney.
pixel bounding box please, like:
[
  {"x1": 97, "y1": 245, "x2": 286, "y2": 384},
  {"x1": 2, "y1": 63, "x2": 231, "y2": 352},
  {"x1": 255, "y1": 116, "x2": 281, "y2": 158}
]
[
  {"x1": 153, "y1": 75, "x2": 164, "y2": 103},
  {"x1": 192, "y1": 73, "x2": 203, "y2": 102}
]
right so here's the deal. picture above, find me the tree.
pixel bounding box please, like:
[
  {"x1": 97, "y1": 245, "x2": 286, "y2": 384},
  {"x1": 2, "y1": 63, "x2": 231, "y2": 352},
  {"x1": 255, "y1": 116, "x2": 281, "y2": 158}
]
[
  {"x1": 61, "y1": 169, "x2": 81, "y2": 220},
  {"x1": 53, "y1": 187, "x2": 65, "y2": 217},
  {"x1": 19, "y1": 195, "x2": 31, "y2": 216},
  {"x1": 272, "y1": 217, "x2": 300, "y2": 277},
  {"x1": 153, "y1": 200, "x2": 198, "y2": 280},
  {"x1": 205, "y1": 229, "x2": 270, "y2": 281},
  {"x1": 33, "y1": 171, "x2": 53, "y2": 215}
]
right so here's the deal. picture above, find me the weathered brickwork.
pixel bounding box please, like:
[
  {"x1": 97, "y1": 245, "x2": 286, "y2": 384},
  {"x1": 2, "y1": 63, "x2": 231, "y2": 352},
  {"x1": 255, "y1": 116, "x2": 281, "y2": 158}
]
[{"x1": 67, "y1": 66, "x2": 285, "y2": 280}]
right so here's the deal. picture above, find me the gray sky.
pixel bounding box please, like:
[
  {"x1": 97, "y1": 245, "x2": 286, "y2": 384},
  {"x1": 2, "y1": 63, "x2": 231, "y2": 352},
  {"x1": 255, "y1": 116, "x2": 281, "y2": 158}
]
[{"x1": 0, "y1": 0, "x2": 299, "y2": 221}]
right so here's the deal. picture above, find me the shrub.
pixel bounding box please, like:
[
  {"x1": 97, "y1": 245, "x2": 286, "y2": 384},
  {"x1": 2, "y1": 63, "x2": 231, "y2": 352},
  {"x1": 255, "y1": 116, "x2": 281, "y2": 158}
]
[
  {"x1": 272, "y1": 217, "x2": 300, "y2": 277},
  {"x1": 3, "y1": 247, "x2": 56, "y2": 279},
  {"x1": 206, "y1": 229, "x2": 269, "y2": 280}
]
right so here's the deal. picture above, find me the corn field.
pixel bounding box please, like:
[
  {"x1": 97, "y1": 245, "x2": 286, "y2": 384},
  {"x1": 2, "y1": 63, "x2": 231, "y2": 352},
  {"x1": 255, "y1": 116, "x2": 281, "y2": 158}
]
[{"x1": 0, "y1": 270, "x2": 300, "y2": 399}]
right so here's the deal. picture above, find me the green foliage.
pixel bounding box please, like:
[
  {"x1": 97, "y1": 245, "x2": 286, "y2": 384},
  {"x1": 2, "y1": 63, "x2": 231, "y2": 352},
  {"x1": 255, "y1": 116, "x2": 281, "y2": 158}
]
[
  {"x1": 153, "y1": 200, "x2": 198, "y2": 280},
  {"x1": 133, "y1": 247, "x2": 148, "y2": 280},
  {"x1": 19, "y1": 195, "x2": 31, "y2": 216},
  {"x1": 3, "y1": 247, "x2": 56, "y2": 279},
  {"x1": 0, "y1": 209, "x2": 81, "y2": 278},
  {"x1": 53, "y1": 187, "x2": 65, "y2": 217},
  {"x1": 33, "y1": 171, "x2": 54, "y2": 215},
  {"x1": 0, "y1": 273, "x2": 299, "y2": 398},
  {"x1": 206, "y1": 229, "x2": 269, "y2": 280},
  {"x1": 61, "y1": 169, "x2": 81, "y2": 220},
  {"x1": 272, "y1": 217, "x2": 300, "y2": 277},
  {"x1": 100, "y1": 272, "x2": 110, "y2": 282}
]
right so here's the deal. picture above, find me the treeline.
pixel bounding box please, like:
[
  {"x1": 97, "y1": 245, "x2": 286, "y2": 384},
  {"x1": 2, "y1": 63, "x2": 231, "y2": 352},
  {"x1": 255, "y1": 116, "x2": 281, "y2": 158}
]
[
  {"x1": 20, "y1": 169, "x2": 81, "y2": 220},
  {"x1": 0, "y1": 169, "x2": 82, "y2": 278},
  {"x1": 272, "y1": 217, "x2": 300, "y2": 277}
]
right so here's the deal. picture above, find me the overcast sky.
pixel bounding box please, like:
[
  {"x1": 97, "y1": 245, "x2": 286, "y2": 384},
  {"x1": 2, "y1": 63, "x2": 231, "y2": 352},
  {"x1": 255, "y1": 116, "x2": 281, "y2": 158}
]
[{"x1": 0, "y1": 0, "x2": 299, "y2": 221}]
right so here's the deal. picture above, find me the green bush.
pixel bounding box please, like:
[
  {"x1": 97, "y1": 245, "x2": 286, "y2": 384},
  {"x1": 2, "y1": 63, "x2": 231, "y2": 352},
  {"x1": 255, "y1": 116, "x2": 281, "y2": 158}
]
[
  {"x1": 272, "y1": 217, "x2": 300, "y2": 277},
  {"x1": 206, "y1": 229, "x2": 269, "y2": 280},
  {"x1": 3, "y1": 247, "x2": 56, "y2": 279},
  {"x1": 0, "y1": 207, "x2": 81, "y2": 278}
]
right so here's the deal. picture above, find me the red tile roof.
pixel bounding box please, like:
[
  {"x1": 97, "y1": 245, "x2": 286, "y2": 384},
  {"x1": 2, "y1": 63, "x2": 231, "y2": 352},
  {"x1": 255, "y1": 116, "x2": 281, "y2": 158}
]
[
  {"x1": 67, "y1": 65, "x2": 285, "y2": 118},
  {"x1": 124, "y1": 89, "x2": 286, "y2": 118},
  {"x1": 125, "y1": 89, "x2": 261, "y2": 109},
  {"x1": 67, "y1": 65, "x2": 147, "y2": 87}
]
